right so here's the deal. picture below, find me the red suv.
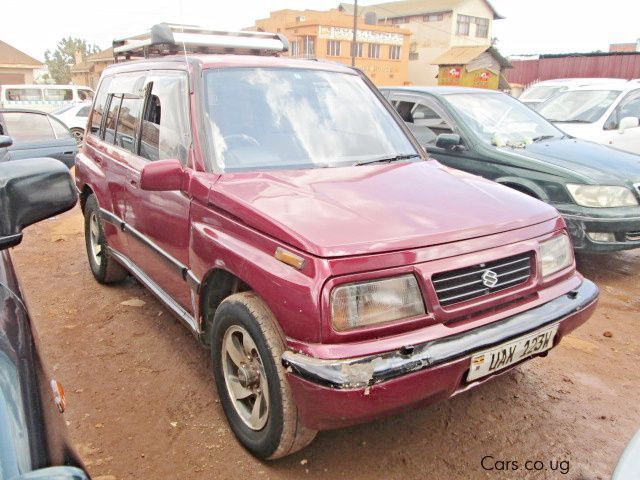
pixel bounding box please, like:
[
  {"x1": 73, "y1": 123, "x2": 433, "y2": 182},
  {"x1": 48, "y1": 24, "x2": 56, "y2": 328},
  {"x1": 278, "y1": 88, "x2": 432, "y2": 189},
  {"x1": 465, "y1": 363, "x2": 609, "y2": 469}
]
[{"x1": 75, "y1": 25, "x2": 598, "y2": 459}]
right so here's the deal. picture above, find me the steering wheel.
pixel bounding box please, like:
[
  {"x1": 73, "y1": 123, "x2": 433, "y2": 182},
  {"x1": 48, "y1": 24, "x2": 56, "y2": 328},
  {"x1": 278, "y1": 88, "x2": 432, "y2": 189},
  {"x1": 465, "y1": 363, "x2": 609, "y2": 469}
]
[{"x1": 223, "y1": 134, "x2": 260, "y2": 148}]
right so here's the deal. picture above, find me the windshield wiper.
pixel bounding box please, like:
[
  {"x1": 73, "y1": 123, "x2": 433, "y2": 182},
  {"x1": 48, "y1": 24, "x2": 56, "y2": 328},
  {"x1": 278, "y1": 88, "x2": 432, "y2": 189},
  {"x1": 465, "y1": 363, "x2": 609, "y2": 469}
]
[
  {"x1": 531, "y1": 135, "x2": 557, "y2": 142},
  {"x1": 354, "y1": 153, "x2": 421, "y2": 166},
  {"x1": 547, "y1": 119, "x2": 592, "y2": 124}
]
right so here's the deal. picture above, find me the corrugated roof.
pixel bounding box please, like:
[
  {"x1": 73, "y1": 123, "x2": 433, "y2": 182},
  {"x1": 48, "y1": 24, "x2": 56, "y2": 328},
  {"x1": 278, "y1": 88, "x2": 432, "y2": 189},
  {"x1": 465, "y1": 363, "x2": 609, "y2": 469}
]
[
  {"x1": 0, "y1": 40, "x2": 42, "y2": 67},
  {"x1": 87, "y1": 47, "x2": 114, "y2": 62},
  {"x1": 338, "y1": 0, "x2": 503, "y2": 20},
  {"x1": 432, "y1": 45, "x2": 511, "y2": 68}
]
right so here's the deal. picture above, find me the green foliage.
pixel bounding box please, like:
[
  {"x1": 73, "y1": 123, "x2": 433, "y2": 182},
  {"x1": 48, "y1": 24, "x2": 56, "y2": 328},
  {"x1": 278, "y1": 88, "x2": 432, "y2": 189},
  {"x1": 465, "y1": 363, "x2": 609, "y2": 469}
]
[{"x1": 44, "y1": 37, "x2": 100, "y2": 85}]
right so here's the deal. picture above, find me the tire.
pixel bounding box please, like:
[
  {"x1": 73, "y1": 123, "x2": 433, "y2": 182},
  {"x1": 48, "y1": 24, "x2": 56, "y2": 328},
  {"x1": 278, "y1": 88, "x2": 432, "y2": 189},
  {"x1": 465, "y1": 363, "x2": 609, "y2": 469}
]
[
  {"x1": 211, "y1": 292, "x2": 317, "y2": 459},
  {"x1": 70, "y1": 128, "x2": 84, "y2": 145},
  {"x1": 84, "y1": 195, "x2": 128, "y2": 284}
]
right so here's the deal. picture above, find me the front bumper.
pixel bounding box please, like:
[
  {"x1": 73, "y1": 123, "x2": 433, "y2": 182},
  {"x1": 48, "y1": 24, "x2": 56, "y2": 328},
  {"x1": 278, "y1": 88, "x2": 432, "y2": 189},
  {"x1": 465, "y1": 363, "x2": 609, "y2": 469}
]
[
  {"x1": 282, "y1": 279, "x2": 598, "y2": 430},
  {"x1": 563, "y1": 212, "x2": 640, "y2": 252}
]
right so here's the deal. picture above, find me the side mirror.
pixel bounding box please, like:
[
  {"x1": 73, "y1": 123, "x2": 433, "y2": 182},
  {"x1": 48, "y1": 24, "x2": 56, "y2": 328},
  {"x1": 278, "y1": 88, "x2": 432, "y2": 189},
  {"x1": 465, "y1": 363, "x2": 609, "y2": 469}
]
[
  {"x1": 0, "y1": 135, "x2": 13, "y2": 148},
  {"x1": 435, "y1": 133, "x2": 462, "y2": 150},
  {"x1": 619, "y1": 116, "x2": 639, "y2": 132},
  {"x1": 140, "y1": 159, "x2": 184, "y2": 191},
  {"x1": 14, "y1": 466, "x2": 89, "y2": 479},
  {"x1": 0, "y1": 158, "x2": 77, "y2": 250}
]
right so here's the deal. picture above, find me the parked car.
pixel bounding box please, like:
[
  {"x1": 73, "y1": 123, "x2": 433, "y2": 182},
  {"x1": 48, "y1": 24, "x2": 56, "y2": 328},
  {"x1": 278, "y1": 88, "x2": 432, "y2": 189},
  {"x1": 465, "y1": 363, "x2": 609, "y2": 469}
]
[
  {"x1": 0, "y1": 84, "x2": 94, "y2": 113},
  {"x1": 536, "y1": 82, "x2": 640, "y2": 154},
  {"x1": 613, "y1": 429, "x2": 640, "y2": 479},
  {"x1": 0, "y1": 109, "x2": 77, "y2": 168},
  {"x1": 52, "y1": 103, "x2": 91, "y2": 144},
  {"x1": 76, "y1": 24, "x2": 598, "y2": 460},
  {"x1": 518, "y1": 78, "x2": 627, "y2": 109},
  {"x1": 0, "y1": 142, "x2": 88, "y2": 480},
  {"x1": 381, "y1": 86, "x2": 640, "y2": 253}
]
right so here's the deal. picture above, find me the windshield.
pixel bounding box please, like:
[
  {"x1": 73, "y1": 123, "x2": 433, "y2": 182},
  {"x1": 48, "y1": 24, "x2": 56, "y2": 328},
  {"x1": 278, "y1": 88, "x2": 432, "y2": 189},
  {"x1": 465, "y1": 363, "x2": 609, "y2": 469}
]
[
  {"x1": 443, "y1": 92, "x2": 563, "y2": 146},
  {"x1": 537, "y1": 89, "x2": 621, "y2": 123},
  {"x1": 203, "y1": 68, "x2": 417, "y2": 171},
  {"x1": 519, "y1": 85, "x2": 566, "y2": 101}
]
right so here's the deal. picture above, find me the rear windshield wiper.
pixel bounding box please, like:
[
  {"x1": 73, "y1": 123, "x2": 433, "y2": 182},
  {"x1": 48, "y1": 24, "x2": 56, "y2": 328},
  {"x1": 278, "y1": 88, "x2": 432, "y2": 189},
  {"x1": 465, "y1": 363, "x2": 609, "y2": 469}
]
[{"x1": 354, "y1": 153, "x2": 421, "y2": 166}]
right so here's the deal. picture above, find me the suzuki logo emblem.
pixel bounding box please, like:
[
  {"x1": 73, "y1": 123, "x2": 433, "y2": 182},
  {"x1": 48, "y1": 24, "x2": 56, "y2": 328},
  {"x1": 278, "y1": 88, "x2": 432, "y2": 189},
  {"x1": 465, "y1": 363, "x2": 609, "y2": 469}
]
[{"x1": 481, "y1": 269, "x2": 499, "y2": 288}]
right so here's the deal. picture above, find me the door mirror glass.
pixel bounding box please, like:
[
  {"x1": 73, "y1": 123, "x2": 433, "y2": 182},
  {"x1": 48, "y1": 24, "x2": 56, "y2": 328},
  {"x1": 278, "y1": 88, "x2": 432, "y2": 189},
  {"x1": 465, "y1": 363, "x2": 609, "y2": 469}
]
[
  {"x1": 619, "y1": 116, "x2": 639, "y2": 132},
  {"x1": 435, "y1": 133, "x2": 462, "y2": 150},
  {"x1": 140, "y1": 158, "x2": 184, "y2": 191},
  {"x1": 0, "y1": 135, "x2": 12, "y2": 148},
  {"x1": 0, "y1": 158, "x2": 77, "y2": 250}
]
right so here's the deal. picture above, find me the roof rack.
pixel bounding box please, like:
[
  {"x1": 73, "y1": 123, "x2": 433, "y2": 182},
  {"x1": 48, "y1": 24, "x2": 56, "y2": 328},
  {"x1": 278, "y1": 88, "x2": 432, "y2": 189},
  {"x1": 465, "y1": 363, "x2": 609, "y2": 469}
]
[{"x1": 112, "y1": 23, "x2": 289, "y2": 62}]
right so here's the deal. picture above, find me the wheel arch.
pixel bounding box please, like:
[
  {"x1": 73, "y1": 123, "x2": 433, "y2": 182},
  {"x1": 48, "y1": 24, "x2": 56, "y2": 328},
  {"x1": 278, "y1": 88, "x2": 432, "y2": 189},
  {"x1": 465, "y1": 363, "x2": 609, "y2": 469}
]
[
  {"x1": 495, "y1": 177, "x2": 548, "y2": 202},
  {"x1": 79, "y1": 184, "x2": 94, "y2": 213}
]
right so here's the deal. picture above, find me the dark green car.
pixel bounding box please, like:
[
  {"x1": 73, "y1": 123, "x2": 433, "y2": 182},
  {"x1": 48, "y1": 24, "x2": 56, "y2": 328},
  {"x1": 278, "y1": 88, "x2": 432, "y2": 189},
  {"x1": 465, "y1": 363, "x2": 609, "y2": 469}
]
[{"x1": 381, "y1": 86, "x2": 640, "y2": 253}]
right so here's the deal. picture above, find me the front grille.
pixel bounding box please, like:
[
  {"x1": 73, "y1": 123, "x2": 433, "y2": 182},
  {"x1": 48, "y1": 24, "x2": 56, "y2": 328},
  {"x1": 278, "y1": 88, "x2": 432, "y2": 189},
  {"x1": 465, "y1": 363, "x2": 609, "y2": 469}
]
[{"x1": 432, "y1": 252, "x2": 533, "y2": 307}]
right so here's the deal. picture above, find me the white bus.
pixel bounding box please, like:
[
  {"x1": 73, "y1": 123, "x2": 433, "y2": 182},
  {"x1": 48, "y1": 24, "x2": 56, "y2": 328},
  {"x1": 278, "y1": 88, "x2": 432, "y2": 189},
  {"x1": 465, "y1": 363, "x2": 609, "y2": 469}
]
[{"x1": 0, "y1": 84, "x2": 94, "y2": 112}]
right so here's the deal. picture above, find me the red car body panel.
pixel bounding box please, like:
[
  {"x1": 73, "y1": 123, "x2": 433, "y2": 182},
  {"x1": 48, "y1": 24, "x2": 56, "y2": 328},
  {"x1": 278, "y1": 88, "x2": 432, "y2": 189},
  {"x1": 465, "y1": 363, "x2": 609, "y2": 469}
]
[{"x1": 74, "y1": 54, "x2": 598, "y2": 432}]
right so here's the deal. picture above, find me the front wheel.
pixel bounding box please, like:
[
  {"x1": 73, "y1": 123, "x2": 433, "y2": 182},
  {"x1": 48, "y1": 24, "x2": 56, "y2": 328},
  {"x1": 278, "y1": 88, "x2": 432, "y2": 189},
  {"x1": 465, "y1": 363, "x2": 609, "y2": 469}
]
[{"x1": 211, "y1": 292, "x2": 316, "y2": 459}]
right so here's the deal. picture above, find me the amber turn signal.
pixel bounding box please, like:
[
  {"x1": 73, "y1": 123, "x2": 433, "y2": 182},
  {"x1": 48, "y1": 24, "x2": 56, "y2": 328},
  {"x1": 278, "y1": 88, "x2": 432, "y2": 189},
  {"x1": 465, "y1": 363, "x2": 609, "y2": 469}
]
[
  {"x1": 50, "y1": 379, "x2": 66, "y2": 413},
  {"x1": 274, "y1": 247, "x2": 305, "y2": 270}
]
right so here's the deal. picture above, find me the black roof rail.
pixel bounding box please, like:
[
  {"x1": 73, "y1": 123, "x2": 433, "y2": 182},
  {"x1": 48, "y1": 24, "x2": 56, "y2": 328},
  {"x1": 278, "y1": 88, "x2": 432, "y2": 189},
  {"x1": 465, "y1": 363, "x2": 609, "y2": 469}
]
[{"x1": 112, "y1": 23, "x2": 289, "y2": 62}]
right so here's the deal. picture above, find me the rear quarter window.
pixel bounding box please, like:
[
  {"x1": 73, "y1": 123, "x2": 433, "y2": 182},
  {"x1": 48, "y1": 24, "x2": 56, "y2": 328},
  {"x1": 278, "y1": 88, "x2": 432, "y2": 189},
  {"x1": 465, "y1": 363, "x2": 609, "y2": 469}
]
[{"x1": 5, "y1": 88, "x2": 43, "y2": 102}]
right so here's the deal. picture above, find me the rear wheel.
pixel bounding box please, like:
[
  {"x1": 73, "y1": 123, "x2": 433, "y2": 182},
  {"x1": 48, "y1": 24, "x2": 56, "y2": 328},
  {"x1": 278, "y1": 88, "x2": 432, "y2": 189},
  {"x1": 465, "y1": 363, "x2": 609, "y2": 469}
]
[
  {"x1": 84, "y1": 195, "x2": 127, "y2": 284},
  {"x1": 70, "y1": 128, "x2": 84, "y2": 145},
  {"x1": 211, "y1": 292, "x2": 316, "y2": 459}
]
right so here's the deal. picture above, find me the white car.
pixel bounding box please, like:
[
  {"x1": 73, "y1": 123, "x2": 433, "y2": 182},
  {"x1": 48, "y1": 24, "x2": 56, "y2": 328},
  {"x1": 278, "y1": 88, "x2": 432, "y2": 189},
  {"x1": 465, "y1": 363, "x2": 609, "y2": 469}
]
[
  {"x1": 52, "y1": 103, "x2": 91, "y2": 144},
  {"x1": 518, "y1": 78, "x2": 627, "y2": 109},
  {"x1": 536, "y1": 82, "x2": 640, "y2": 155}
]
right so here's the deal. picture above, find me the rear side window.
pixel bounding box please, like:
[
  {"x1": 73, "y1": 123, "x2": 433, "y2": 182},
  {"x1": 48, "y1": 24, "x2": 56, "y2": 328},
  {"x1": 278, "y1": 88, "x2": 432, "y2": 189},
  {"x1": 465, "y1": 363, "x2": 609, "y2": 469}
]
[
  {"x1": 140, "y1": 71, "x2": 191, "y2": 164},
  {"x1": 44, "y1": 89, "x2": 73, "y2": 101},
  {"x1": 3, "y1": 111, "x2": 54, "y2": 142},
  {"x1": 78, "y1": 89, "x2": 94, "y2": 101},
  {"x1": 5, "y1": 88, "x2": 43, "y2": 101},
  {"x1": 89, "y1": 76, "x2": 113, "y2": 136},
  {"x1": 115, "y1": 95, "x2": 142, "y2": 153}
]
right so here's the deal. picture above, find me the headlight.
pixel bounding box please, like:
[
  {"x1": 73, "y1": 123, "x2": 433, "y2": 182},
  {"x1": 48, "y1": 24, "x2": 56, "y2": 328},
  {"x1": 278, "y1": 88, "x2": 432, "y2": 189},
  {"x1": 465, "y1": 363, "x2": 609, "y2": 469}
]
[
  {"x1": 331, "y1": 274, "x2": 425, "y2": 331},
  {"x1": 566, "y1": 184, "x2": 638, "y2": 207},
  {"x1": 539, "y1": 234, "x2": 573, "y2": 278}
]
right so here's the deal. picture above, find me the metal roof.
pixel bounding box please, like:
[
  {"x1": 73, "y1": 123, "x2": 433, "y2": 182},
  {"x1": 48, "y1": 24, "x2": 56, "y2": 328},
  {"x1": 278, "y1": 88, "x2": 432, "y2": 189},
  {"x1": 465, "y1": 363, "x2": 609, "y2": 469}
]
[
  {"x1": 431, "y1": 45, "x2": 511, "y2": 68},
  {"x1": 338, "y1": 0, "x2": 504, "y2": 20},
  {"x1": 380, "y1": 85, "x2": 501, "y2": 95},
  {"x1": 0, "y1": 40, "x2": 42, "y2": 67}
]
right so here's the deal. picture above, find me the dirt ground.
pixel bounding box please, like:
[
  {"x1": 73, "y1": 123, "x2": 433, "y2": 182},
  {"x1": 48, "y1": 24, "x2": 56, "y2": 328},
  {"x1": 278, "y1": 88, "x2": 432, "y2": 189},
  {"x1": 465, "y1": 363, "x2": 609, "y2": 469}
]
[{"x1": 10, "y1": 207, "x2": 640, "y2": 480}]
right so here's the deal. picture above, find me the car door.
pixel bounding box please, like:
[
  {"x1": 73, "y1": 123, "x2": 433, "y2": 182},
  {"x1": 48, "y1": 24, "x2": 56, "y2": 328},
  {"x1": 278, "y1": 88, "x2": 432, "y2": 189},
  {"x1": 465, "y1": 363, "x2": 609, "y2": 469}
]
[
  {"x1": 123, "y1": 70, "x2": 193, "y2": 312},
  {"x1": 3, "y1": 111, "x2": 76, "y2": 167},
  {"x1": 389, "y1": 93, "x2": 497, "y2": 179},
  {"x1": 605, "y1": 90, "x2": 640, "y2": 154}
]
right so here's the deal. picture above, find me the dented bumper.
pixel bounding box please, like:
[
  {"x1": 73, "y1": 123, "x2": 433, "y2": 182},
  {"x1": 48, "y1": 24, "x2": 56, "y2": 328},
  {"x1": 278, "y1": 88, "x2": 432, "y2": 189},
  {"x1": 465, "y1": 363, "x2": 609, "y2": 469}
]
[{"x1": 282, "y1": 279, "x2": 598, "y2": 430}]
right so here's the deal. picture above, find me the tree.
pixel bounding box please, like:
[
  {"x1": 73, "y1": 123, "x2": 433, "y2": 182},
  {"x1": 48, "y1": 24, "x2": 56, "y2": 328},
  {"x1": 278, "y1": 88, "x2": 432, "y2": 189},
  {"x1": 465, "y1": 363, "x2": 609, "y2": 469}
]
[{"x1": 44, "y1": 37, "x2": 100, "y2": 85}]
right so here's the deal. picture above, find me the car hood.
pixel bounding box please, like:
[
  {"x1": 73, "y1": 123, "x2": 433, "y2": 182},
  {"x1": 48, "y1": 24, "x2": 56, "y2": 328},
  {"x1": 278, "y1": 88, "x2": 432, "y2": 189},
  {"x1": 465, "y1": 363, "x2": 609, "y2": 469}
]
[
  {"x1": 498, "y1": 137, "x2": 640, "y2": 185},
  {"x1": 209, "y1": 161, "x2": 558, "y2": 258}
]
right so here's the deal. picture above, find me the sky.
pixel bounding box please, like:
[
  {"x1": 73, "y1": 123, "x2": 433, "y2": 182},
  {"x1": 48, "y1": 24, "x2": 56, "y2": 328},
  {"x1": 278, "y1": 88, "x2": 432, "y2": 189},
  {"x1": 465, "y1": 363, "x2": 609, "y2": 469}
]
[{"x1": 3, "y1": 0, "x2": 639, "y2": 62}]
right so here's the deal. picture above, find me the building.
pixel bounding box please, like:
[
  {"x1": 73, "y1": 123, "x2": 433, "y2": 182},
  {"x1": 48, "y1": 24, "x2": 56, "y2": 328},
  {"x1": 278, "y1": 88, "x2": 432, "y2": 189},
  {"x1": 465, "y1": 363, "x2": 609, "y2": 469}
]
[
  {"x1": 71, "y1": 48, "x2": 114, "y2": 89},
  {"x1": 339, "y1": 0, "x2": 503, "y2": 85},
  {"x1": 609, "y1": 40, "x2": 640, "y2": 53},
  {"x1": 252, "y1": 9, "x2": 411, "y2": 86},
  {"x1": 0, "y1": 40, "x2": 43, "y2": 86},
  {"x1": 432, "y1": 45, "x2": 510, "y2": 89}
]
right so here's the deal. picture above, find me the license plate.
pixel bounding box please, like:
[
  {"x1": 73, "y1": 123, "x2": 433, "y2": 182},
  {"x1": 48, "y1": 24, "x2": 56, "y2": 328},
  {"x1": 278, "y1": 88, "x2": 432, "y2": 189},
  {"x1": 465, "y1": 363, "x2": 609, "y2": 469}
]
[{"x1": 467, "y1": 324, "x2": 559, "y2": 382}]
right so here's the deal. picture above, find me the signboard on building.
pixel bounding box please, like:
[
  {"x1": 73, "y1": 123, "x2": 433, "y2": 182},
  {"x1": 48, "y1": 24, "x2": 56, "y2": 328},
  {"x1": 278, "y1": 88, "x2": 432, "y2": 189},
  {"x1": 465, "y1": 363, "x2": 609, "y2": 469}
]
[
  {"x1": 318, "y1": 26, "x2": 403, "y2": 45},
  {"x1": 438, "y1": 65, "x2": 499, "y2": 89}
]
